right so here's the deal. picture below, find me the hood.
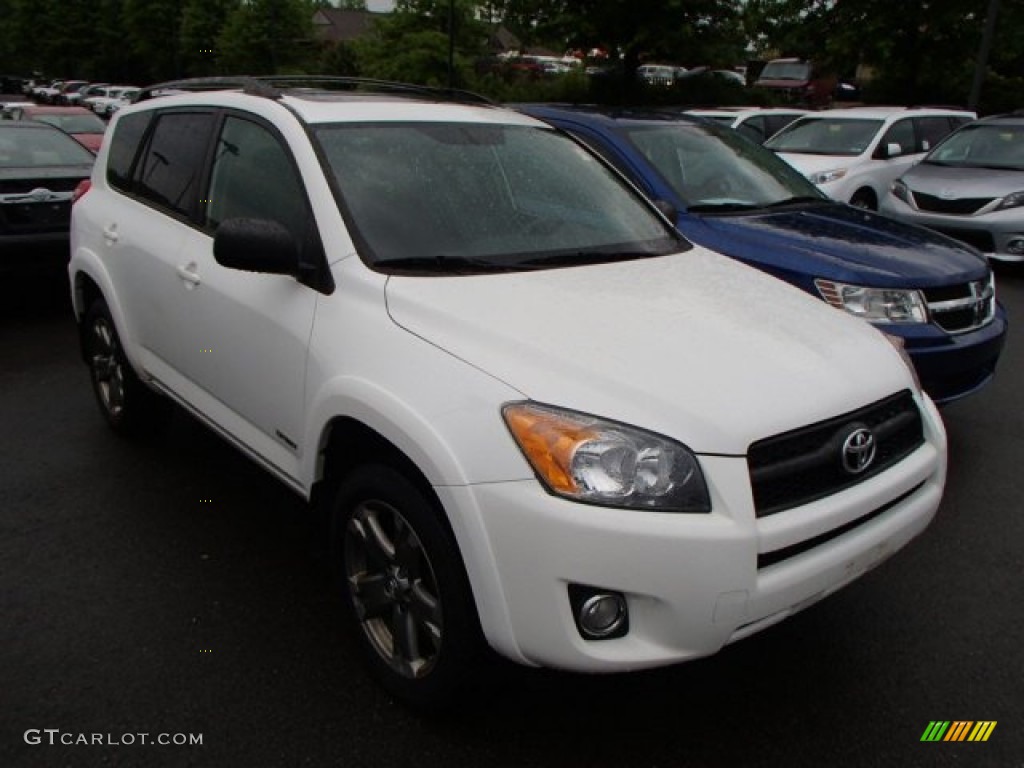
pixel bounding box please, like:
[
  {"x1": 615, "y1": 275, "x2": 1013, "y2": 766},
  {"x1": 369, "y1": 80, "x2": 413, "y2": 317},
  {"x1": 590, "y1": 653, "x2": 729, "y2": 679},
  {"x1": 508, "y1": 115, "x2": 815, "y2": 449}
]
[
  {"x1": 902, "y1": 163, "x2": 1024, "y2": 199},
  {"x1": 692, "y1": 203, "x2": 988, "y2": 286},
  {"x1": 385, "y1": 247, "x2": 915, "y2": 455},
  {"x1": 71, "y1": 132, "x2": 103, "y2": 153},
  {"x1": 775, "y1": 152, "x2": 865, "y2": 175}
]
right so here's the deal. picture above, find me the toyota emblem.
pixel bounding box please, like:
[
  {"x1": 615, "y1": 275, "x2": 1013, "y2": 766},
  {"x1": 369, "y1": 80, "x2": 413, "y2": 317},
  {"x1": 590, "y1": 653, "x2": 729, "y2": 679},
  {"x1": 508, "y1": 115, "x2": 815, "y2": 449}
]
[{"x1": 841, "y1": 426, "x2": 876, "y2": 474}]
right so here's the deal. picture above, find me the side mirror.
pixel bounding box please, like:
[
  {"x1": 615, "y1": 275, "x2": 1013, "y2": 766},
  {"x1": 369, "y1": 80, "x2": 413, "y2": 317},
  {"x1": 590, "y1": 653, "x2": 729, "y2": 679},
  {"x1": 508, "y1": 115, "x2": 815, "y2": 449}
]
[
  {"x1": 213, "y1": 218, "x2": 299, "y2": 276},
  {"x1": 885, "y1": 142, "x2": 903, "y2": 158}
]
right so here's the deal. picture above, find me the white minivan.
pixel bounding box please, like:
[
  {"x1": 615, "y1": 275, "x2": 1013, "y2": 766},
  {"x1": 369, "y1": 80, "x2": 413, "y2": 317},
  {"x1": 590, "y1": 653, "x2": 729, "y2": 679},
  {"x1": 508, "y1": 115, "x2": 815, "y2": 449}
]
[
  {"x1": 69, "y1": 77, "x2": 947, "y2": 707},
  {"x1": 766, "y1": 106, "x2": 974, "y2": 209}
]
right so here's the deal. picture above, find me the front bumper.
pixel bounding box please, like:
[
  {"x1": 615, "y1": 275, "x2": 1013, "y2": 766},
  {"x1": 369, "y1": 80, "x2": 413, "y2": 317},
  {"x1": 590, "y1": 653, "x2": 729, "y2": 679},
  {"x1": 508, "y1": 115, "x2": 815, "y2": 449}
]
[
  {"x1": 898, "y1": 305, "x2": 1007, "y2": 404},
  {"x1": 443, "y1": 396, "x2": 946, "y2": 672},
  {"x1": 881, "y1": 197, "x2": 1024, "y2": 263}
]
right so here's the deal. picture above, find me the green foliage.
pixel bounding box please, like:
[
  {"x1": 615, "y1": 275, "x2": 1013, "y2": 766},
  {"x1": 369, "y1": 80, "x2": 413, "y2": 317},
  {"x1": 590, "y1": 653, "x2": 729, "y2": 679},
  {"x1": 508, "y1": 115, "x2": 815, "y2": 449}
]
[
  {"x1": 181, "y1": 0, "x2": 235, "y2": 77},
  {"x1": 0, "y1": 0, "x2": 1018, "y2": 112},
  {"x1": 353, "y1": 0, "x2": 486, "y2": 87},
  {"x1": 219, "y1": 0, "x2": 317, "y2": 75}
]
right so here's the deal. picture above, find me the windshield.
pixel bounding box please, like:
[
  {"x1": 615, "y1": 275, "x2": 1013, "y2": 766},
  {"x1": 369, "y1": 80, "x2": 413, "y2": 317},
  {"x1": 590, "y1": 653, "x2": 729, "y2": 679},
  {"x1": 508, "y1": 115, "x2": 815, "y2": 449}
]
[
  {"x1": 314, "y1": 122, "x2": 682, "y2": 272},
  {"x1": 35, "y1": 114, "x2": 106, "y2": 134},
  {"x1": 765, "y1": 117, "x2": 883, "y2": 156},
  {"x1": 621, "y1": 122, "x2": 824, "y2": 210},
  {"x1": 0, "y1": 126, "x2": 95, "y2": 167},
  {"x1": 925, "y1": 123, "x2": 1024, "y2": 171},
  {"x1": 758, "y1": 61, "x2": 811, "y2": 81}
]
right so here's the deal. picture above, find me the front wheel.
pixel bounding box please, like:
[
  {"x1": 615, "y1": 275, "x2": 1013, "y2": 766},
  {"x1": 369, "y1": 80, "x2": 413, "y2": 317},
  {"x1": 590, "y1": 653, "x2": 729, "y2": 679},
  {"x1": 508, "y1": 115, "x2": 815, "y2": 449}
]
[
  {"x1": 328, "y1": 464, "x2": 483, "y2": 709},
  {"x1": 849, "y1": 189, "x2": 877, "y2": 210}
]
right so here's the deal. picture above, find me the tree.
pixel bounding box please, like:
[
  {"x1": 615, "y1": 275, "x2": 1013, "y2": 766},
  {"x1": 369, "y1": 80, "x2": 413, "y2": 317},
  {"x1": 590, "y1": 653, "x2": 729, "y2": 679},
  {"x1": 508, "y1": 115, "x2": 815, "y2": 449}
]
[
  {"x1": 219, "y1": 0, "x2": 317, "y2": 74},
  {"x1": 119, "y1": 0, "x2": 186, "y2": 82},
  {"x1": 180, "y1": 0, "x2": 236, "y2": 77},
  {"x1": 353, "y1": 0, "x2": 486, "y2": 86}
]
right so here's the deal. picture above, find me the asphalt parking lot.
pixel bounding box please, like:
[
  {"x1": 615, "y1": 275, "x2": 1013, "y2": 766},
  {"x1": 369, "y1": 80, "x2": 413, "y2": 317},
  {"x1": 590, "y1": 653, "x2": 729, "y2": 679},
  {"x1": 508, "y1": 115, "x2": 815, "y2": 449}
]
[{"x1": 2, "y1": 268, "x2": 1022, "y2": 768}]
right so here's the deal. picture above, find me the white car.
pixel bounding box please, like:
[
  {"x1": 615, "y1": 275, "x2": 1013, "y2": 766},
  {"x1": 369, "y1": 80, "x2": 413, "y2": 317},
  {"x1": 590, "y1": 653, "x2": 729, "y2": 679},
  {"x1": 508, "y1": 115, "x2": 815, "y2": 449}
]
[
  {"x1": 69, "y1": 77, "x2": 946, "y2": 707},
  {"x1": 686, "y1": 107, "x2": 808, "y2": 143},
  {"x1": 765, "y1": 107, "x2": 974, "y2": 209},
  {"x1": 83, "y1": 86, "x2": 138, "y2": 117}
]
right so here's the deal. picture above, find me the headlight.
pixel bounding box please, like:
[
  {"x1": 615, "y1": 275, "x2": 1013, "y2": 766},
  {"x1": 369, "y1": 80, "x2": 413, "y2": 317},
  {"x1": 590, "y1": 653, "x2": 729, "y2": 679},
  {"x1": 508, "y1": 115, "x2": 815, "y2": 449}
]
[
  {"x1": 891, "y1": 179, "x2": 910, "y2": 204},
  {"x1": 815, "y1": 279, "x2": 928, "y2": 323},
  {"x1": 502, "y1": 402, "x2": 711, "y2": 513},
  {"x1": 995, "y1": 190, "x2": 1024, "y2": 211},
  {"x1": 808, "y1": 168, "x2": 848, "y2": 185}
]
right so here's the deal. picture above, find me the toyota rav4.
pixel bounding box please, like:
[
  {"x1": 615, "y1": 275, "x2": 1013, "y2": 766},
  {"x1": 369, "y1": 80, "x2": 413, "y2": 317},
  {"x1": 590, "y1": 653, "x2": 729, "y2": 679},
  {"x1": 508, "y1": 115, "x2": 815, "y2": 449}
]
[{"x1": 69, "y1": 77, "x2": 947, "y2": 707}]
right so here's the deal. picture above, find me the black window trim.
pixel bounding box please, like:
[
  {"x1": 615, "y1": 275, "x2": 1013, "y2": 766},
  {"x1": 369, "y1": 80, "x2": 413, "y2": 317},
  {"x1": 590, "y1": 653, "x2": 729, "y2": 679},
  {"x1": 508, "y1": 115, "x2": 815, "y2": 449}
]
[{"x1": 201, "y1": 108, "x2": 332, "y2": 294}]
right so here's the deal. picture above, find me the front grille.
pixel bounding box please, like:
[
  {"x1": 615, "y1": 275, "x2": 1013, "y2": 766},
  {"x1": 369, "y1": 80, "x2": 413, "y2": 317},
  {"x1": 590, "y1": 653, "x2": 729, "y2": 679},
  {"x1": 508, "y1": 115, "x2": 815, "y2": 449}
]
[
  {"x1": 911, "y1": 191, "x2": 993, "y2": 215},
  {"x1": 932, "y1": 227, "x2": 995, "y2": 253},
  {"x1": 748, "y1": 390, "x2": 923, "y2": 517},
  {"x1": 0, "y1": 177, "x2": 82, "y2": 194},
  {"x1": 923, "y1": 276, "x2": 995, "y2": 333}
]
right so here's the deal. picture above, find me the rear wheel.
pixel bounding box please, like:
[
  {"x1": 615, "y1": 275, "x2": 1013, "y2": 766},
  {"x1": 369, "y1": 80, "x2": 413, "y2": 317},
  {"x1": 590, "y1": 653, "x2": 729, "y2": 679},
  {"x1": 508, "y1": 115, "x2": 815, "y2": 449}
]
[
  {"x1": 83, "y1": 299, "x2": 167, "y2": 435},
  {"x1": 328, "y1": 464, "x2": 483, "y2": 709}
]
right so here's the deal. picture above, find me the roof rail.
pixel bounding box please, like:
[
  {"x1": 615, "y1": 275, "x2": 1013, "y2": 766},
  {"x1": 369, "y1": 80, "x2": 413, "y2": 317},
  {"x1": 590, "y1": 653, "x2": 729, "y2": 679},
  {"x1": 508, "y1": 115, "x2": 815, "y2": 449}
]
[{"x1": 133, "y1": 75, "x2": 495, "y2": 106}]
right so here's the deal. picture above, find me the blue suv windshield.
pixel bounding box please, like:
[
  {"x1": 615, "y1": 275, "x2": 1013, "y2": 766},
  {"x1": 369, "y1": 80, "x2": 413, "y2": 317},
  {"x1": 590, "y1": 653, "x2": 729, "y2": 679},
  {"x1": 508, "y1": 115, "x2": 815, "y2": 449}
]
[{"x1": 620, "y1": 123, "x2": 825, "y2": 210}]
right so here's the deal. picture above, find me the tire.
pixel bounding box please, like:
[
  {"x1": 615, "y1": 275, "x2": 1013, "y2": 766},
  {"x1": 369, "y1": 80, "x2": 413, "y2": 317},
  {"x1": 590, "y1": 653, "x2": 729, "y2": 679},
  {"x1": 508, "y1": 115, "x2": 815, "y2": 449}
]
[
  {"x1": 849, "y1": 189, "x2": 877, "y2": 210},
  {"x1": 83, "y1": 298, "x2": 167, "y2": 435},
  {"x1": 327, "y1": 463, "x2": 482, "y2": 710}
]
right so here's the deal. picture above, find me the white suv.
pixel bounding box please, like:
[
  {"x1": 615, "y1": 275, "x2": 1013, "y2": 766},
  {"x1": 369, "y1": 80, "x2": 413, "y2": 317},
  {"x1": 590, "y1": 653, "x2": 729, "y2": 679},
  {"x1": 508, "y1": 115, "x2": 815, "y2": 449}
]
[
  {"x1": 69, "y1": 78, "x2": 947, "y2": 707},
  {"x1": 765, "y1": 106, "x2": 974, "y2": 209}
]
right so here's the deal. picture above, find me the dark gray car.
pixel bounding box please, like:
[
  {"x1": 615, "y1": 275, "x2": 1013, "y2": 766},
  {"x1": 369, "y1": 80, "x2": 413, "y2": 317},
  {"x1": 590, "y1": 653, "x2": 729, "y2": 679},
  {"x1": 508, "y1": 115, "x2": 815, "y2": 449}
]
[{"x1": 882, "y1": 113, "x2": 1024, "y2": 262}]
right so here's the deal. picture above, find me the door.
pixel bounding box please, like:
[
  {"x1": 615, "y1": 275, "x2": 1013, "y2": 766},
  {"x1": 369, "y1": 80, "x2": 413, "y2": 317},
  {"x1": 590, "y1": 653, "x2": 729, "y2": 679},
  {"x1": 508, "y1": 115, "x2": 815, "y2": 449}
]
[{"x1": 170, "y1": 114, "x2": 322, "y2": 478}]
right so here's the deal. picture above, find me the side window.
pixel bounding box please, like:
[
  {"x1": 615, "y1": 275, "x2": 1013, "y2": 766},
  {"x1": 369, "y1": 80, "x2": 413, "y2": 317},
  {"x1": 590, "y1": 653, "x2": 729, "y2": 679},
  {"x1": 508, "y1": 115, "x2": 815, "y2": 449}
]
[
  {"x1": 134, "y1": 111, "x2": 215, "y2": 218},
  {"x1": 107, "y1": 111, "x2": 152, "y2": 193},
  {"x1": 916, "y1": 116, "x2": 957, "y2": 152},
  {"x1": 206, "y1": 116, "x2": 309, "y2": 243},
  {"x1": 737, "y1": 117, "x2": 766, "y2": 143},
  {"x1": 878, "y1": 118, "x2": 915, "y2": 158}
]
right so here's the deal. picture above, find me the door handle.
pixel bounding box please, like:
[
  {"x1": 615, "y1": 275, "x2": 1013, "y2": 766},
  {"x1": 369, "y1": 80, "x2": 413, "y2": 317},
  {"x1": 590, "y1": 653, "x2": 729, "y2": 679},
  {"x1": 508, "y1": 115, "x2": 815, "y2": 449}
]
[
  {"x1": 176, "y1": 262, "x2": 201, "y2": 286},
  {"x1": 102, "y1": 224, "x2": 118, "y2": 244}
]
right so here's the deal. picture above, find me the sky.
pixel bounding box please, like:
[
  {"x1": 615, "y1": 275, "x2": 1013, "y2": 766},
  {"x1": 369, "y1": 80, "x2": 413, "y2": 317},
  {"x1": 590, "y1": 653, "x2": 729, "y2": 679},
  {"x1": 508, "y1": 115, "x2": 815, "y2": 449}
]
[{"x1": 366, "y1": 0, "x2": 396, "y2": 10}]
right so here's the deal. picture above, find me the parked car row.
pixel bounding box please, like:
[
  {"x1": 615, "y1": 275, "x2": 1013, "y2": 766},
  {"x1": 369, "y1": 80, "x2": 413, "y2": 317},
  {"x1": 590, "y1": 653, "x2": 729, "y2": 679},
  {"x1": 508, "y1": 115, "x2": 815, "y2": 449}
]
[
  {"x1": 757, "y1": 105, "x2": 1023, "y2": 264},
  {"x1": 25, "y1": 78, "x2": 139, "y2": 116}
]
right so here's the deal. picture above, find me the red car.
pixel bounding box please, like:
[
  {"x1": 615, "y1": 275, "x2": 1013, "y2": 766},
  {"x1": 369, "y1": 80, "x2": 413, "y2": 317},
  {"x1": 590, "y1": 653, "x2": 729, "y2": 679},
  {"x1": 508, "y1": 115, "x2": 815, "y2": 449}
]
[{"x1": 5, "y1": 105, "x2": 106, "y2": 152}]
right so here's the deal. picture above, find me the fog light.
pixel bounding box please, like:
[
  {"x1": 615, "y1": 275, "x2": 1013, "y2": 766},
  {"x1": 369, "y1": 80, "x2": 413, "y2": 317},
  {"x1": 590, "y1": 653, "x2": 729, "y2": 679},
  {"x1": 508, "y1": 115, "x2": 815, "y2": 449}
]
[
  {"x1": 1006, "y1": 238, "x2": 1024, "y2": 256},
  {"x1": 568, "y1": 584, "x2": 629, "y2": 640}
]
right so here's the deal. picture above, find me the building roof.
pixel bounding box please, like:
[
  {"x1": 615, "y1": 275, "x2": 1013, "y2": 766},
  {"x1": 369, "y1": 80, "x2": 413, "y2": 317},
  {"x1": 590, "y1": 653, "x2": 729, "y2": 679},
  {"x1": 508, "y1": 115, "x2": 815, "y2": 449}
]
[{"x1": 312, "y1": 9, "x2": 382, "y2": 44}]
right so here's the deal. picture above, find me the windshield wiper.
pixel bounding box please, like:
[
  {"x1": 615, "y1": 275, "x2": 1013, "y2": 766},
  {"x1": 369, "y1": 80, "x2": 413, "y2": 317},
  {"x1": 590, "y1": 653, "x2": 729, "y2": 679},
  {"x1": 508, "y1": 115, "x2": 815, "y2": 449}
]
[
  {"x1": 512, "y1": 249, "x2": 669, "y2": 268},
  {"x1": 374, "y1": 254, "x2": 518, "y2": 273},
  {"x1": 687, "y1": 202, "x2": 760, "y2": 213},
  {"x1": 761, "y1": 196, "x2": 827, "y2": 209}
]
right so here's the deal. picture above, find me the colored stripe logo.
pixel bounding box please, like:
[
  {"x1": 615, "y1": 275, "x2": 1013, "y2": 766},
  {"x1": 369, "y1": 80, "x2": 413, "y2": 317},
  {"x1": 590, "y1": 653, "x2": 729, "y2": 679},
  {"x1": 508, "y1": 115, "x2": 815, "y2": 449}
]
[{"x1": 921, "y1": 721, "x2": 997, "y2": 742}]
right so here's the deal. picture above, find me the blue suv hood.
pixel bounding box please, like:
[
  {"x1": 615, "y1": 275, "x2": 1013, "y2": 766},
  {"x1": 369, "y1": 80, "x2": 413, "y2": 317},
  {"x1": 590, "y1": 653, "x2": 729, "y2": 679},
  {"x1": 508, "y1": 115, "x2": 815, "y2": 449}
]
[{"x1": 686, "y1": 203, "x2": 988, "y2": 289}]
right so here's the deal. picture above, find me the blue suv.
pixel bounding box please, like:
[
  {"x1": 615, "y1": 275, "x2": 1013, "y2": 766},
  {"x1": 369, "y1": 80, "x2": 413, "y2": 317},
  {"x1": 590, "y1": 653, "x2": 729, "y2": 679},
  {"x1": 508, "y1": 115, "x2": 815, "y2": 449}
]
[{"x1": 516, "y1": 105, "x2": 1006, "y2": 404}]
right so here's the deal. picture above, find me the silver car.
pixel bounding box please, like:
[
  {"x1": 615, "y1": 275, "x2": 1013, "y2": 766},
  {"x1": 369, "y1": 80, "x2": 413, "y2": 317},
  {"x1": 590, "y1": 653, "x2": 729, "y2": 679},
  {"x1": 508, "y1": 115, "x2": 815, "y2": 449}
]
[{"x1": 882, "y1": 113, "x2": 1024, "y2": 262}]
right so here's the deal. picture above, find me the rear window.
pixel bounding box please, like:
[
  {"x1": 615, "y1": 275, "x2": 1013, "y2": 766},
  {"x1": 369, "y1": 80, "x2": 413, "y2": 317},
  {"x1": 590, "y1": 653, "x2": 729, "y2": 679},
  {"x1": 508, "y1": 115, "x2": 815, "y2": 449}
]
[{"x1": 0, "y1": 125, "x2": 95, "y2": 168}]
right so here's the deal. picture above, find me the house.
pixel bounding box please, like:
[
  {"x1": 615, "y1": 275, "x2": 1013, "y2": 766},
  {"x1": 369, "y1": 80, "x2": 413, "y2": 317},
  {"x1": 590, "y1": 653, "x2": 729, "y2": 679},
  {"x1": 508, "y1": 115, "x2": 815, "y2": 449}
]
[{"x1": 312, "y1": 8, "x2": 383, "y2": 44}]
